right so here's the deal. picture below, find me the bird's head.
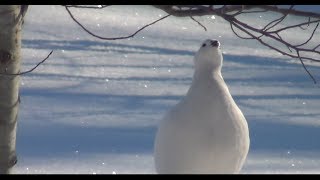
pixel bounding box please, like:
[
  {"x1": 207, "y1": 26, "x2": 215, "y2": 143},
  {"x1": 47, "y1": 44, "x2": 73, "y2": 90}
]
[{"x1": 194, "y1": 39, "x2": 223, "y2": 72}]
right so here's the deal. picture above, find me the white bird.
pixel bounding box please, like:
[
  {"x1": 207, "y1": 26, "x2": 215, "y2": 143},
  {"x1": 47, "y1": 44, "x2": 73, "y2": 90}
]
[{"x1": 154, "y1": 39, "x2": 250, "y2": 174}]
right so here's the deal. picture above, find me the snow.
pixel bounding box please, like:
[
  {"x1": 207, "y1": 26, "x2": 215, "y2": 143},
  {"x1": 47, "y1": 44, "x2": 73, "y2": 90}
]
[{"x1": 12, "y1": 5, "x2": 320, "y2": 174}]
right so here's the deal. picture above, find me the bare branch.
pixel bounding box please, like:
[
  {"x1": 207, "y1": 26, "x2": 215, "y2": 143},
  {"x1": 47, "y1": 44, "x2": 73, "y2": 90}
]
[
  {"x1": 230, "y1": 23, "x2": 254, "y2": 39},
  {"x1": 297, "y1": 51, "x2": 317, "y2": 84},
  {"x1": 231, "y1": 7, "x2": 244, "y2": 16},
  {"x1": 274, "y1": 32, "x2": 293, "y2": 52},
  {"x1": 269, "y1": 19, "x2": 320, "y2": 33},
  {"x1": 153, "y1": 5, "x2": 212, "y2": 17},
  {"x1": 0, "y1": 50, "x2": 53, "y2": 76},
  {"x1": 262, "y1": 5, "x2": 294, "y2": 32},
  {"x1": 223, "y1": 14, "x2": 320, "y2": 57},
  {"x1": 62, "y1": 5, "x2": 110, "y2": 9},
  {"x1": 299, "y1": 17, "x2": 311, "y2": 30},
  {"x1": 62, "y1": 4, "x2": 320, "y2": 83},
  {"x1": 227, "y1": 17, "x2": 319, "y2": 82},
  {"x1": 153, "y1": 5, "x2": 320, "y2": 19},
  {"x1": 65, "y1": 6, "x2": 171, "y2": 40},
  {"x1": 237, "y1": 9, "x2": 269, "y2": 14},
  {"x1": 294, "y1": 23, "x2": 319, "y2": 47},
  {"x1": 190, "y1": 16, "x2": 207, "y2": 31},
  {"x1": 313, "y1": 44, "x2": 320, "y2": 51}
]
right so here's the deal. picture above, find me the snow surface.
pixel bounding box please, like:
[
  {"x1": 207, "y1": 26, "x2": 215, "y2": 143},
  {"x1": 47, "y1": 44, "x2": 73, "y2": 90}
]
[{"x1": 12, "y1": 5, "x2": 320, "y2": 174}]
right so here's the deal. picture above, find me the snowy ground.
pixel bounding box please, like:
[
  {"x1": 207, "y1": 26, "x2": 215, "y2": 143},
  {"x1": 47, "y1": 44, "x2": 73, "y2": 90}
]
[{"x1": 12, "y1": 5, "x2": 320, "y2": 174}]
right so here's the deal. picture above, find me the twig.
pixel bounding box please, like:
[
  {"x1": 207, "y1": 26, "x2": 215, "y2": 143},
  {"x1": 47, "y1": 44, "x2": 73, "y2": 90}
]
[
  {"x1": 262, "y1": 5, "x2": 293, "y2": 32},
  {"x1": 299, "y1": 17, "x2": 311, "y2": 30},
  {"x1": 230, "y1": 19, "x2": 318, "y2": 83},
  {"x1": 297, "y1": 51, "x2": 317, "y2": 84},
  {"x1": 294, "y1": 23, "x2": 319, "y2": 47},
  {"x1": 190, "y1": 16, "x2": 207, "y2": 31},
  {"x1": 275, "y1": 32, "x2": 293, "y2": 52},
  {"x1": 235, "y1": 9, "x2": 269, "y2": 15},
  {"x1": 230, "y1": 23, "x2": 254, "y2": 39},
  {"x1": 0, "y1": 50, "x2": 53, "y2": 76},
  {"x1": 65, "y1": 6, "x2": 171, "y2": 40},
  {"x1": 154, "y1": 5, "x2": 320, "y2": 83},
  {"x1": 313, "y1": 44, "x2": 320, "y2": 51},
  {"x1": 62, "y1": 5, "x2": 110, "y2": 9},
  {"x1": 269, "y1": 19, "x2": 320, "y2": 33},
  {"x1": 154, "y1": 5, "x2": 320, "y2": 19}
]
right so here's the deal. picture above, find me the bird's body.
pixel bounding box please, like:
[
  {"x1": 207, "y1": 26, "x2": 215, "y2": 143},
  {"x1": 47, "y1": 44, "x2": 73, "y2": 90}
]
[{"x1": 154, "y1": 39, "x2": 250, "y2": 174}]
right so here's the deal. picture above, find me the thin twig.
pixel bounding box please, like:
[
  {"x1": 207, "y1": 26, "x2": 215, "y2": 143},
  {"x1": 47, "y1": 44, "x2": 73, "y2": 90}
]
[
  {"x1": 230, "y1": 19, "x2": 318, "y2": 82},
  {"x1": 313, "y1": 44, "x2": 320, "y2": 51},
  {"x1": 65, "y1": 6, "x2": 171, "y2": 40},
  {"x1": 190, "y1": 16, "x2": 207, "y2": 31},
  {"x1": 231, "y1": 8, "x2": 243, "y2": 16},
  {"x1": 154, "y1": 5, "x2": 320, "y2": 83},
  {"x1": 154, "y1": 5, "x2": 320, "y2": 18},
  {"x1": 275, "y1": 32, "x2": 293, "y2": 52},
  {"x1": 263, "y1": 5, "x2": 294, "y2": 32},
  {"x1": 236, "y1": 9, "x2": 269, "y2": 15},
  {"x1": 62, "y1": 5, "x2": 110, "y2": 9},
  {"x1": 269, "y1": 19, "x2": 320, "y2": 33},
  {"x1": 0, "y1": 50, "x2": 53, "y2": 76},
  {"x1": 225, "y1": 14, "x2": 320, "y2": 59},
  {"x1": 230, "y1": 23, "x2": 254, "y2": 39},
  {"x1": 294, "y1": 23, "x2": 319, "y2": 47},
  {"x1": 297, "y1": 51, "x2": 317, "y2": 84},
  {"x1": 299, "y1": 17, "x2": 311, "y2": 30}
]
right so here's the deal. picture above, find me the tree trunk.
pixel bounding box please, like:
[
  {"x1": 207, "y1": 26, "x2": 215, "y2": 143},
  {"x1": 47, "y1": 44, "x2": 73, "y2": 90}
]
[{"x1": 0, "y1": 5, "x2": 24, "y2": 174}]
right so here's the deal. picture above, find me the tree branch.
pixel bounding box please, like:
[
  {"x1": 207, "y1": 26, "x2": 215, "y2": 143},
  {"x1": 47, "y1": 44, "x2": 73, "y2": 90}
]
[
  {"x1": 227, "y1": 16, "x2": 318, "y2": 83},
  {"x1": 262, "y1": 5, "x2": 294, "y2": 32},
  {"x1": 62, "y1": 5, "x2": 320, "y2": 83},
  {"x1": 190, "y1": 16, "x2": 207, "y2": 31},
  {"x1": 269, "y1": 19, "x2": 320, "y2": 33},
  {"x1": 65, "y1": 6, "x2": 171, "y2": 40},
  {"x1": 297, "y1": 50, "x2": 316, "y2": 84},
  {"x1": 294, "y1": 23, "x2": 319, "y2": 47},
  {"x1": 63, "y1": 5, "x2": 110, "y2": 9},
  {"x1": 0, "y1": 50, "x2": 53, "y2": 76},
  {"x1": 153, "y1": 5, "x2": 320, "y2": 19}
]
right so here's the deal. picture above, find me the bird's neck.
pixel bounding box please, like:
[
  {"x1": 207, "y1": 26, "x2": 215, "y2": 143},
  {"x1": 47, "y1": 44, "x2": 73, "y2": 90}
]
[{"x1": 193, "y1": 66, "x2": 222, "y2": 83}]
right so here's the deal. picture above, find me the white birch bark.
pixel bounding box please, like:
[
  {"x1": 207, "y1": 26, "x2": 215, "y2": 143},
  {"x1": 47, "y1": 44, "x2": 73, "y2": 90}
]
[{"x1": 0, "y1": 5, "x2": 24, "y2": 174}]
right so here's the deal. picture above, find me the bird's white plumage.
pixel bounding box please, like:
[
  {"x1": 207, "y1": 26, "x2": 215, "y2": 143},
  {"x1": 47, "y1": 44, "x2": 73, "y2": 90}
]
[{"x1": 154, "y1": 39, "x2": 250, "y2": 174}]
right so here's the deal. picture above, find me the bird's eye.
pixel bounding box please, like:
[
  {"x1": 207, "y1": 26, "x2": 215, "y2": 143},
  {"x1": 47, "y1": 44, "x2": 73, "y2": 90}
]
[{"x1": 202, "y1": 43, "x2": 206, "y2": 47}]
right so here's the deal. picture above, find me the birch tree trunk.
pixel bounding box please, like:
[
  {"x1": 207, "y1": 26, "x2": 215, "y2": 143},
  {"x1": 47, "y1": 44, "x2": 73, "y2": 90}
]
[{"x1": 0, "y1": 5, "x2": 24, "y2": 174}]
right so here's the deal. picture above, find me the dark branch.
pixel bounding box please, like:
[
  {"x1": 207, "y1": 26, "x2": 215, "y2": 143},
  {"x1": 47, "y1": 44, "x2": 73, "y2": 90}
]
[
  {"x1": 262, "y1": 5, "x2": 294, "y2": 32},
  {"x1": 274, "y1": 33, "x2": 293, "y2": 53},
  {"x1": 230, "y1": 23, "x2": 254, "y2": 39},
  {"x1": 294, "y1": 23, "x2": 319, "y2": 47},
  {"x1": 269, "y1": 19, "x2": 320, "y2": 34},
  {"x1": 62, "y1": 5, "x2": 110, "y2": 9},
  {"x1": 226, "y1": 15, "x2": 319, "y2": 82},
  {"x1": 0, "y1": 51, "x2": 53, "y2": 76},
  {"x1": 65, "y1": 6, "x2": 171, "y2": 40},
  {"x1": 235, "y1": 9, "x2": 269, "y2": 15},
  {"x1": 222, "y1": 14, "x2": 320, "y2": 61},
  {"x1": 297, "y1": 51, "x2": 317, "y2": 84},
  {"x1": 313, "y1": 44, "x2": 320, "y2": 51},
  {"x1": 190, "y1": 16, "x2": 207, "y2": 31},
  {"x1": 63, "y1": 4, "x2": 320, "y2": 83},
  {"x1": 153, "y1": 5, "x2": 320, "y2": 19},
  {"x1": 299, "y1": 17, "x2": 311, "y2": 30}
]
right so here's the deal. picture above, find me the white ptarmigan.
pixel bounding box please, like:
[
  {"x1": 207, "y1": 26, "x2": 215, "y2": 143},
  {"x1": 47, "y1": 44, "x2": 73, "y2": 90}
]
[{"x1": 154, "y1": 39, "x2": 250, "y2": 174}]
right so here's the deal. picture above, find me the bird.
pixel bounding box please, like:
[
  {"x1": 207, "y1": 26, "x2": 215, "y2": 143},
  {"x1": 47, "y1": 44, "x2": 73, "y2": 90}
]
[{"x1": 154, "y1": 39, "x2": 250, "y2": 174}]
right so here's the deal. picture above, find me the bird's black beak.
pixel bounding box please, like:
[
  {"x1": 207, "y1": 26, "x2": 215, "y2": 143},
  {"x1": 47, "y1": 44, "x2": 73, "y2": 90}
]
[{"x1": 210, "y1": 40, "x2": 220, "y2": 47}]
